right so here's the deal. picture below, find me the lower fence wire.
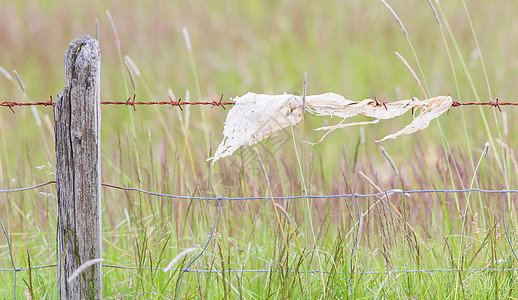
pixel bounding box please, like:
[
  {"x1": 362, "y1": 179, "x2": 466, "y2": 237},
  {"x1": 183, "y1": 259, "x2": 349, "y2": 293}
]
[
  {"x1": 0, "y1": 216, "x2": 20, "y2": 300},
  {"x1": 2, "y1": 264, "x2": 518, "y2": 274},
  {"x1": 350, "y1": 194, "x2": 361, "y2": 274},
  {"x1": 1, "y1": 183, "x2": 518, "y2": 297},
  {"x1": 502, "y1": 190, "x2": 518, "y2": 262},
  {"x1": 175, "y1": 197, "x2": 221, "y2": 300}
]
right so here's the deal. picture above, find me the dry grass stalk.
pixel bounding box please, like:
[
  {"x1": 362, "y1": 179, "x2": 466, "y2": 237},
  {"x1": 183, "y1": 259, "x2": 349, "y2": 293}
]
[
  {"x1": 163, "y1": 248, "x2": 198, "y2": 272},
  {"x1": 394, "y1": 51, "x2": 422, "y2": 89},
  {"x1": 381, "y1": 0, "x2": 408, "y2": 36}
]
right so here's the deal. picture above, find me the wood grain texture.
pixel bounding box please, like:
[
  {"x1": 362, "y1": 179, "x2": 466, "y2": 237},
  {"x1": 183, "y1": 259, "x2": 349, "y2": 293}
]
[{"x1": 55, "y1": 35, "x2": 102, "y2": 300}]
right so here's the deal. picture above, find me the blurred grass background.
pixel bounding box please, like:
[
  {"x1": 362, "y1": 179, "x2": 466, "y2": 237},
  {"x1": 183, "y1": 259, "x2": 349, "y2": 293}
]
[
  {"x1": 1, "y1": 0, "x2": 518, "y2": 170},
  {"x1": 1, "y1": 0, "x2": 518, "y2": 298}
]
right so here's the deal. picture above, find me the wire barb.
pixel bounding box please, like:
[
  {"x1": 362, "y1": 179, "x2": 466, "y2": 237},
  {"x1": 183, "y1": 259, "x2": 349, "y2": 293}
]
[
  {"x1": 210, "y1": 94, "x2": 226, "y2": 110},
  {"x1": 125, "y1": 94, "x2": 136, "y2": 111},
  {"x1": 168, "y1": 95, "x2": 182, "y2": 111},
  {"x1": 372, "y1": 94, "x2": 388, "y2": 110},
  {"x1": 489, "y1": 98, "x2": 502, "y2": 112},
  {"x1": 1, "y1": 99, "x2": 17, "y2": 113},
  {"x1": 45, "y1": 95, "x2": 54, "y2": 106}
]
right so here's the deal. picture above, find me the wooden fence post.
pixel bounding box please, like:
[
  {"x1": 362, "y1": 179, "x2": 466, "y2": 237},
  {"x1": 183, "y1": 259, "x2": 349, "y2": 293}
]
[{"x1": 55, "y1": 35, "x2": 102, "y2": 299}]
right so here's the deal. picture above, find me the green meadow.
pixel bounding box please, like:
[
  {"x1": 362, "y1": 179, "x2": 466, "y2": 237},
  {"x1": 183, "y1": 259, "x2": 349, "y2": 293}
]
[{"x1": 1, "y1": 0, "x2": 518, "y2": 298}]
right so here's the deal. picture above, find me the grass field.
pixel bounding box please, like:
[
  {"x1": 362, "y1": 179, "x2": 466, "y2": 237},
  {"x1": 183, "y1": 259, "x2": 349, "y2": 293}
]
[{"x1": 1, "y1": 0, "x2": 518, "y2": 298}]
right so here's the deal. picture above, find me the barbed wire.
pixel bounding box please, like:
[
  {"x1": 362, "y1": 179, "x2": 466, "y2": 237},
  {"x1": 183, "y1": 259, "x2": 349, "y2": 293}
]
[
  {"x1": 451, "y1": 99, "x2": 518, "y2": 111},
  {"x1": 1, "y1": 94, "x2": 517, "y2": 113},
  {"x1": 0, "y1": 94, "x2": 234, "y2": 113},
  {"x1": 1, "y1": 182, "x2": 517, "y2": 298}
]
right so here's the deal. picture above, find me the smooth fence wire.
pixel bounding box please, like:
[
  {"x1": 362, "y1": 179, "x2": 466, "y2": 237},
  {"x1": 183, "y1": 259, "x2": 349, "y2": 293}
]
[
  {"x1": 1, "y1": 182, "x2": 518, "y2": 298},
  {"x1": 3, "y1": 265, "x2": 518, "y2": 274},
  {"x1": 502, "y1": 191, "x2": 518, "y2": 262},
  {"x1": 0, "y1": 213, "x2": 20, "y2": 299}
]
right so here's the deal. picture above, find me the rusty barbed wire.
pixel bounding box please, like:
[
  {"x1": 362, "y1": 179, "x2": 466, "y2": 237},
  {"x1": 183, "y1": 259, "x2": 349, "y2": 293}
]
[
  {"x1": 0, "y1": 94, "x2": 235, "y2": 113},
  {"x1": 450, "y1": 99, "x2": 518, "y2": 112},
  {"x1": 2, "y1": 94, "x2": 518, "y2": 113}
]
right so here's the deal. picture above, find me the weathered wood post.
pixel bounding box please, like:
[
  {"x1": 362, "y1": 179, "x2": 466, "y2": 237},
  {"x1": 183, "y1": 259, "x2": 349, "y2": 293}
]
[{"x1": 55, "y1": 35, "x2": 102, "y2": 299}]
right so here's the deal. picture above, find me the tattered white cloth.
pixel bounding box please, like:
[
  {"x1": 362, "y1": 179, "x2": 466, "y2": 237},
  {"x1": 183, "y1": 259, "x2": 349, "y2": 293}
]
[{"x1": 209, "y1": 92, "x2": 452, "y2": 162}]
